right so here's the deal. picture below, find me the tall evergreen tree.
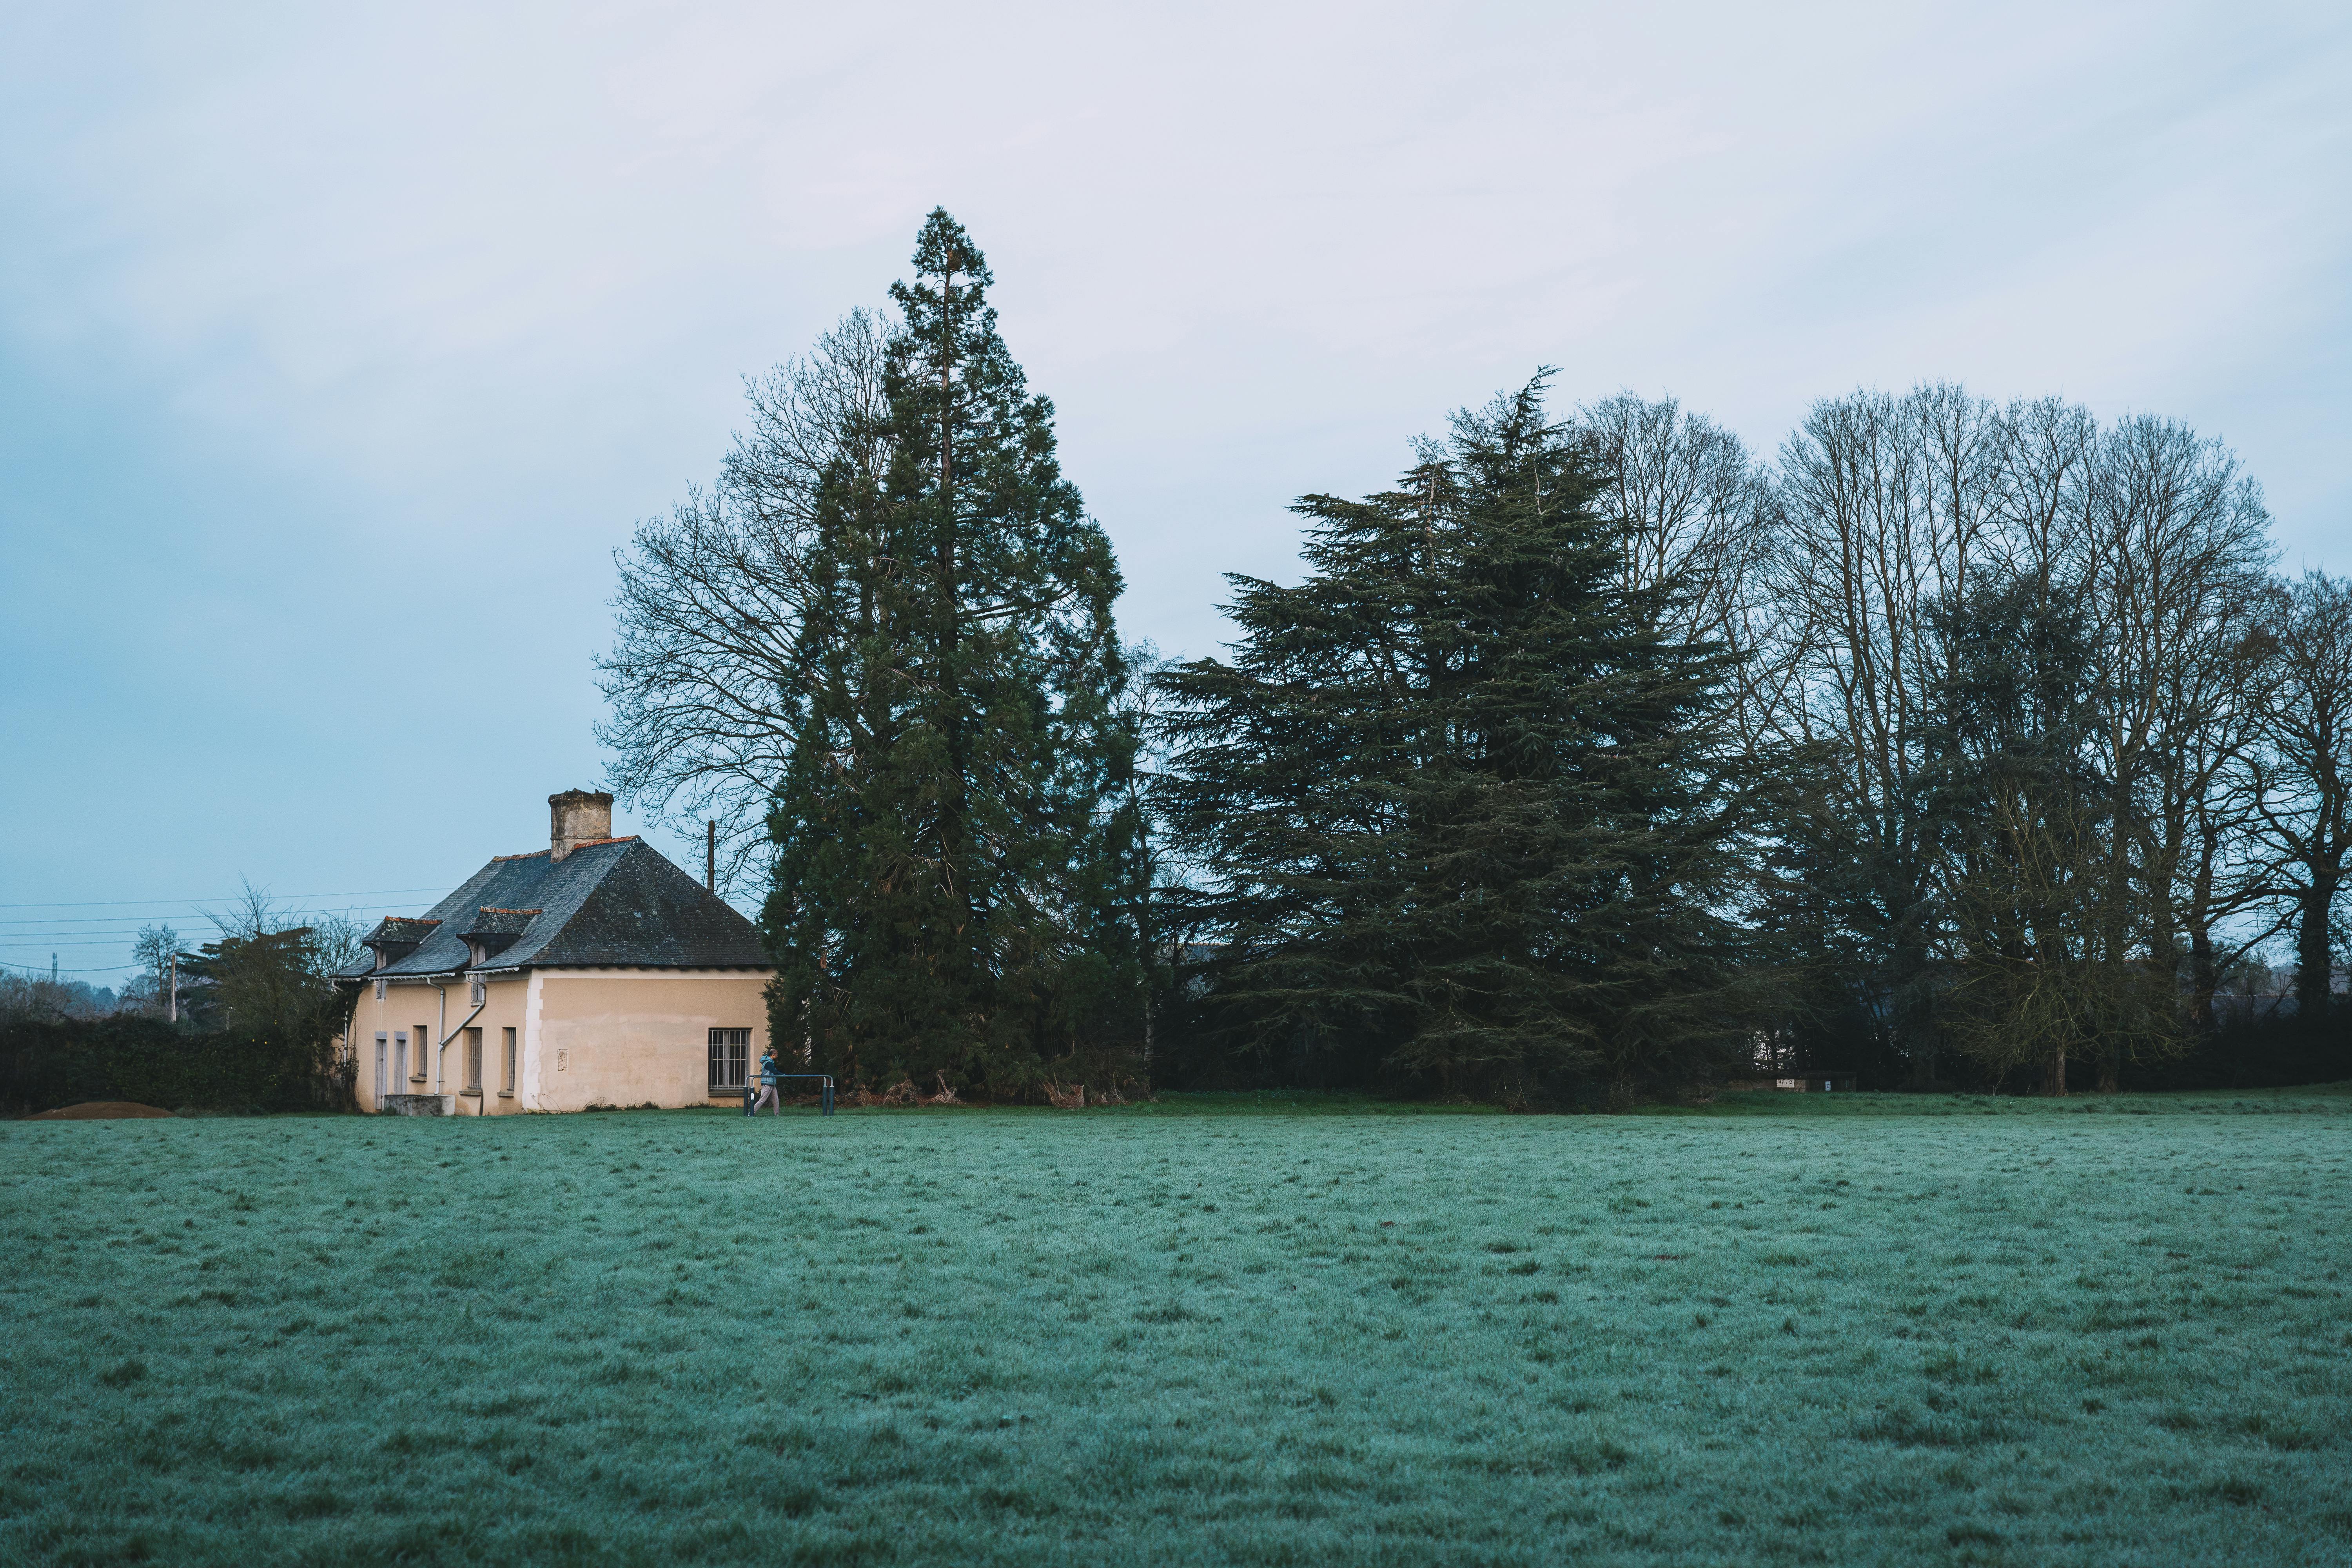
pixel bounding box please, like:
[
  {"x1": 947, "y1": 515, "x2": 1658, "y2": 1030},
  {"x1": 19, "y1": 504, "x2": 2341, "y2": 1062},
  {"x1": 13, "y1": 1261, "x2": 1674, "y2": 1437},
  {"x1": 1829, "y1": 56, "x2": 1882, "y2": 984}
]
[
  {"x1": 1157, "y1": 379, "x2": 1755, "y2": 1099},
  {"x1": 766, "y1": 210, "x2": 1143, "y2": 1094}
]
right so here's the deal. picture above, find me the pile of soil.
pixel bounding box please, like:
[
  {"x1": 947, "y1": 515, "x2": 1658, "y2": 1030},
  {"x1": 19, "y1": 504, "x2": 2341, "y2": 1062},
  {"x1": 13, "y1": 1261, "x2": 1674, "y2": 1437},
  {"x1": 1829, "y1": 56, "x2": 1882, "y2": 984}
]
[{"x1": 29, "y1": 1102, "x2": 174, "y2": 1120}]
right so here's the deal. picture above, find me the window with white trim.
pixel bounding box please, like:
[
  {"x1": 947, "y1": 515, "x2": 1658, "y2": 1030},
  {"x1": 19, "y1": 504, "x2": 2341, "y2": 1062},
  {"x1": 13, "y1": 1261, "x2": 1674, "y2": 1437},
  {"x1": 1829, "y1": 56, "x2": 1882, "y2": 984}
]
[{"x1": 709, "y1": 1028, "x2": 750, "y2": 1091}]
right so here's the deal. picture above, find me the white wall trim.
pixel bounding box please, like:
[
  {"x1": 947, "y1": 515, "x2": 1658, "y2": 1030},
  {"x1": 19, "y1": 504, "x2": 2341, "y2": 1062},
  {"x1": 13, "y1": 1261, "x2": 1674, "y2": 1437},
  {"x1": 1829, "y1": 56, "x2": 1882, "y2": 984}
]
[{"x1": 522, "y1": 971, "x2": 546, "y2": 1110}]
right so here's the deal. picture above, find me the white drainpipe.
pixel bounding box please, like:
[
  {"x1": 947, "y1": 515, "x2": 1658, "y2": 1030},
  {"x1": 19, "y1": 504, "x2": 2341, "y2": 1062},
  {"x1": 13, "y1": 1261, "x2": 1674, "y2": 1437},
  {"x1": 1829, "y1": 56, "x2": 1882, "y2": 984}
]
[{"x1": 429, "y1": 976, "x2": 486, "y2": 1109}]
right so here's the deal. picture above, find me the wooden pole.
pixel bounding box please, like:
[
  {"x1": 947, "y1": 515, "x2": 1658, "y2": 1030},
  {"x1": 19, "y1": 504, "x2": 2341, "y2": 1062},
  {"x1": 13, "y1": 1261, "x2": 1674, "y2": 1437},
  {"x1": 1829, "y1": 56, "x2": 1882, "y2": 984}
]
[{"x1": 706, "y1": 819, "x2": 716, "y2": 892}]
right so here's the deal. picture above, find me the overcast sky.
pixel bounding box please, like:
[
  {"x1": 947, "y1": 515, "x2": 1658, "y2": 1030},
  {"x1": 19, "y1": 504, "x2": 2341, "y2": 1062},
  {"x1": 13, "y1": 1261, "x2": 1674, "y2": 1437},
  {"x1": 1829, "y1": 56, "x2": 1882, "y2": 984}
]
[{"x1": 4, "y1": 1, "x2": 2347, "y2": 981}]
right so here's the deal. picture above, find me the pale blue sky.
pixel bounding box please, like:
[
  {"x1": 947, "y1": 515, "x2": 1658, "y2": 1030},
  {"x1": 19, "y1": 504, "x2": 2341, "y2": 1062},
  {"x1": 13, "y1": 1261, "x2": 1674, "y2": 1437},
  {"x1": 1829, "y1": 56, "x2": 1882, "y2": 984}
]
[{"x1": 4, "y1": 1, "x2": 2347, "y2": 979}]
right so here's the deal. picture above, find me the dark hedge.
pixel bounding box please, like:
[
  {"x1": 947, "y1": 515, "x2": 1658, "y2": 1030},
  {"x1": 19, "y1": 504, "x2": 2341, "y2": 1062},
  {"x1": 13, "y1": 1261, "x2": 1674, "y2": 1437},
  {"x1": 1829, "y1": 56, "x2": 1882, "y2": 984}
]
[{"x1": 0, "y1": 1016, "x2": 354, "y2": 1116}]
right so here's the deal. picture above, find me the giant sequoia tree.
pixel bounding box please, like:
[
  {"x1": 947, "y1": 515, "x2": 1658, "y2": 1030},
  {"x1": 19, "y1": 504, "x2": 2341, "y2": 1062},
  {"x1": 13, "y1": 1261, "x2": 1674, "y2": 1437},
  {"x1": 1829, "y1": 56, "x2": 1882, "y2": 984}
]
[
  {"x1": 766, "y1": 211, "x2": 1143, "y2": 1093},
  {"x1": 1156, "y1": 380, "x2": 1755, "y2": 1097}
]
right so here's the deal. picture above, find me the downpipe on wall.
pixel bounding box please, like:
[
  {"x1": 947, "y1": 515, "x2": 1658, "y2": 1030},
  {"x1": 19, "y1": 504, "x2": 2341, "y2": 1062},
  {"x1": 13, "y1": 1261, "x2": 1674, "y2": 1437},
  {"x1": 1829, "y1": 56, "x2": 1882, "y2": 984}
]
[{"x1": 429, "y1": 977, "x2": 487, "y2": 1115}]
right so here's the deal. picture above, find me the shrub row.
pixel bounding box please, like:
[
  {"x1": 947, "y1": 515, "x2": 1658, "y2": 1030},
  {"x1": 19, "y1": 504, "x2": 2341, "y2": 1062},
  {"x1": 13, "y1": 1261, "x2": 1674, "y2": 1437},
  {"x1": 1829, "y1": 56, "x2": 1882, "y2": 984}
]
[{"x1": 0, "y1": 1016, "x2": 353, "y2": 1116}]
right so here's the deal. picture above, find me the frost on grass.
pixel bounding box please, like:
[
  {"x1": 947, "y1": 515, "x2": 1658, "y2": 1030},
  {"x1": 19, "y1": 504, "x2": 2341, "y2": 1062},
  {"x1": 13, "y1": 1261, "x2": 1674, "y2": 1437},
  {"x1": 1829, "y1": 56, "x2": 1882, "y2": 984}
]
[{"x1": 0, "y1": 1089, "x2": 2348, "y2": 1565}]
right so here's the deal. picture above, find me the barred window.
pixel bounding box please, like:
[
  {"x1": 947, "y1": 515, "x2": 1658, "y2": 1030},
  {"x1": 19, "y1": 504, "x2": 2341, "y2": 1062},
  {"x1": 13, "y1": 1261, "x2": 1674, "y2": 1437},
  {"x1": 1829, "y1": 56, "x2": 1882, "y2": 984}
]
[{"x1": 709, "y1": 1027, "x2": 751, "y2": 1090}]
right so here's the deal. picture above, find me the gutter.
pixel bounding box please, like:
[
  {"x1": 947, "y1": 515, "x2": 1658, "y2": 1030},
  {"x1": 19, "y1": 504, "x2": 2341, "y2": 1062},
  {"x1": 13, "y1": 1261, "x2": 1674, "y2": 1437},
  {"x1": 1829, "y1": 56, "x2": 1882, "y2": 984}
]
[
  {"x1": 356, "y1": 963, "x2": 773, "y2": 982},
  {"x1": 429, "y1": 977, "x2": 488, "y2": 1112}
]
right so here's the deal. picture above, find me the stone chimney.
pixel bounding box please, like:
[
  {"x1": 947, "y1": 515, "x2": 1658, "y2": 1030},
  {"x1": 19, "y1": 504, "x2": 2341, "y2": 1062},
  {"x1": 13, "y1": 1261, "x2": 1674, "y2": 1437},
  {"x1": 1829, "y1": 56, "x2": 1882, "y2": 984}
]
[{"x1": 549, "y1": 789, "x2": 614, "y2": 861}]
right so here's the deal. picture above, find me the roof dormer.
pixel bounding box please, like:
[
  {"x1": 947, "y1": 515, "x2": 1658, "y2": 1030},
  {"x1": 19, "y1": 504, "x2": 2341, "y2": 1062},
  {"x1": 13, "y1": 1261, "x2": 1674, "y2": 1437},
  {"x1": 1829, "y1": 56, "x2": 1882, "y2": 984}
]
[
  {"x1": 459, "y1": 906, "x2": 541, "y2": 968},
  {"x1": 362, "y1": 916, "x2": 441, "y2": 971}
]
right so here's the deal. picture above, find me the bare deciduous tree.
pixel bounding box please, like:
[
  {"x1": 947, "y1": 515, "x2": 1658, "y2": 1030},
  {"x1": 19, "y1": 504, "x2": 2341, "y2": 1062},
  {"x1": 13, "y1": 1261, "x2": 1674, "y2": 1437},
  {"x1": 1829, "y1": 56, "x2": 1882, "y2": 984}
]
[
  {"x1": 128, "y1": 923, "x2": 181, "y2": 1017},
  {"x1": 1578, "y1": 392, "x2": 1794, "y2": 764},
  {"x1": 1764, "y1": 385, "x2": 2276, "y2": 1087},
  {"x1": 597, "y1": 309, "x2": 893, "y2": 893},
  {"x1": 1580, "y1": 392, "x2": 1772, "y2": 639},
  {"x1": 1768, "y1": 385, "x2": 2004, "y2": 1076},
  {"x1": 2078, "y1": 416, "x2": 2274, "y2": 1044},
  {"x1": 2249, "y1": 573, "x2": 2352, "y2": 1020}
]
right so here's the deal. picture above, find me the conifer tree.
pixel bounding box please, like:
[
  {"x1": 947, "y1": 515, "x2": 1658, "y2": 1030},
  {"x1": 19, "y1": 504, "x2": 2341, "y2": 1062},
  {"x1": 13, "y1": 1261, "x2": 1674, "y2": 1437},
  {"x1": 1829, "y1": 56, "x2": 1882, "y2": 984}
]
[
  {"x1": 766, "y1": 210, "x2": 1142, "y2": 1093},
  {"x1": 1156, "y1": 378, "x2": 1755, "y2": 1098}
]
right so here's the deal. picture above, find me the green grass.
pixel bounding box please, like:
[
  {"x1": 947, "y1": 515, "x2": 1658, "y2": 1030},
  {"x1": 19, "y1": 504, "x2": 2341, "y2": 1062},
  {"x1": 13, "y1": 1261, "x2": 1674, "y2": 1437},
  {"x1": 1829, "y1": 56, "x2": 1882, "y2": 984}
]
[{"x1": 4, "y1": 1090, "x2": 2350, "y2": 1565}]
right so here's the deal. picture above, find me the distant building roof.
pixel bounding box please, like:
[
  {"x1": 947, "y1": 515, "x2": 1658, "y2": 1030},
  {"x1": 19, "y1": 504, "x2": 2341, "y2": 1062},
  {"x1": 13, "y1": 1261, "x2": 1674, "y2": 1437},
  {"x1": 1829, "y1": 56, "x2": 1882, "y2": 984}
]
[{"x1": 341, "y1": 838, "x2": 767, "y2": 978}]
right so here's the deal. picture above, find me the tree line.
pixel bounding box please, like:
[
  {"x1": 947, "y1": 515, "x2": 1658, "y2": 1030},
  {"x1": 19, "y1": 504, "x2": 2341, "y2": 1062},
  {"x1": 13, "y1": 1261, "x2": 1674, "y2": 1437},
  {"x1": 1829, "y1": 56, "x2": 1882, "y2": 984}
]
[{"x1": 603, "y1": 210, "x2": 2350, "y2": 1103}]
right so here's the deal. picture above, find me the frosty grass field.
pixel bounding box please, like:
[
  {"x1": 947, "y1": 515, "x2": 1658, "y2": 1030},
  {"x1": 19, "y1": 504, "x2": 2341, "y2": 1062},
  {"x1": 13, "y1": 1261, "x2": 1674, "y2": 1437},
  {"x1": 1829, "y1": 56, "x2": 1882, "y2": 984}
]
[{"x1": 4, "y1": 1090, "x2": 2349, "y2": 1566}]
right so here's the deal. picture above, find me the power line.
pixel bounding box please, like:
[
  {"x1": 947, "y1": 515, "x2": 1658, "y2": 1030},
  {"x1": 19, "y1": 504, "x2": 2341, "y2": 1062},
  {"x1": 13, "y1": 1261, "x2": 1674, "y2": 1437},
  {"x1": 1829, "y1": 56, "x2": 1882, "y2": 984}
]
[
  {"x1": 0, "y1": 945, "x2": 175, "y2": 959},
  {"x1": 0, "y1": 957, "x2": 142, "y2": 976},
  {"x1": 0, "y1": 886, "x2": 452, "y2": 911},
  {"x1": 0, "y1": 904, "x2": 429, "y2": 929},
  {"x1": 0, "y1": 904, "x2": 431, "y2": 935}
]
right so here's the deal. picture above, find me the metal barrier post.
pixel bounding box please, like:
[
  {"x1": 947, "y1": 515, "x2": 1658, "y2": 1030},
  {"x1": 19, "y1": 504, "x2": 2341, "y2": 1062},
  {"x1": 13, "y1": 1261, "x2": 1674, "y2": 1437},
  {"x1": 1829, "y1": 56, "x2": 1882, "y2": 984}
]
[{"x1": 768, "y1": 1074, "x2": 837, "y2": 1117}]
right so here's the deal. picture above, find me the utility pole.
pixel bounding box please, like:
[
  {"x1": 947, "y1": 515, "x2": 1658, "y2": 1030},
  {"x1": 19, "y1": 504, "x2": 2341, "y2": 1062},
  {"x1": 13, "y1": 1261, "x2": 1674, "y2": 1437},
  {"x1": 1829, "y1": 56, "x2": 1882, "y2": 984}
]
[
  {"x1": 706, "y1": 819, "x2": 717, "y2": 893},
  {"x1": 169, "y1": 954, "x2": 178, "y2": 1024}
]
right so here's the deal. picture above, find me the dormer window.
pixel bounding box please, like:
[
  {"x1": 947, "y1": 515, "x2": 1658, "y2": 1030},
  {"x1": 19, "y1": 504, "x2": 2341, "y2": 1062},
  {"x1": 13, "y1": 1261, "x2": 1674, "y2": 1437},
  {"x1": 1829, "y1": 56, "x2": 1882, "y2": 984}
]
[
  {"x1": 458, "y1": 907, "x2": 540, "y2": 970},
  {"x1": 361, "y1": 916, "x2": 440, "y2": 973}
]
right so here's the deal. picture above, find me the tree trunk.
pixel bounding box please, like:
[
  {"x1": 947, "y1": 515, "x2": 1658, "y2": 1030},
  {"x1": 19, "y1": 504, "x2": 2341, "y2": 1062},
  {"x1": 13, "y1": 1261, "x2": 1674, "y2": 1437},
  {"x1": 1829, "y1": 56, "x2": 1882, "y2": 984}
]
[
  {"x1": 2047, "y1": 1044, "x2": 2067, "y2": 1097},
  {"x1": 2296, "y1": 864, "x2": 2338, "y2": 1021},
  {"x1": 2187, "y1": 925, "x2": 2218, "y2": 1032}
]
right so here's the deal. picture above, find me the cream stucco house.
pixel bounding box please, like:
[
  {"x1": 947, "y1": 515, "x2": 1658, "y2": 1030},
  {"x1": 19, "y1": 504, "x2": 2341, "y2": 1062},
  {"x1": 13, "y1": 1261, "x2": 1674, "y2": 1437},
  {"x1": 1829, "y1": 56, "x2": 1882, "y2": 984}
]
[{"x1": 335, "y1": 790, "x2": 772, "y2": 1114}]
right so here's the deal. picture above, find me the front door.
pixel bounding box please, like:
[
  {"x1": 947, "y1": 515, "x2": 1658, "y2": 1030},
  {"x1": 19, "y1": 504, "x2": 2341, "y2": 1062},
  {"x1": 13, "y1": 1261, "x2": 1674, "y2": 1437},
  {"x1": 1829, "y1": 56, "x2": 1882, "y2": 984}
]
[{"x1": 374, "y1": 1034, "x2": 387, "y2": 1105}]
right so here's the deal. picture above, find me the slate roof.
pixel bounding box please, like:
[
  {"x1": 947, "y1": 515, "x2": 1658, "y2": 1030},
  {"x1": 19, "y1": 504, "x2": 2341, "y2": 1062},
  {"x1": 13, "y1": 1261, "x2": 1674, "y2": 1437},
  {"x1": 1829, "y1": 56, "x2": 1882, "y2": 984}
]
[{"x1": 339, "y1": 838, "x2": 768, "y2": 979}]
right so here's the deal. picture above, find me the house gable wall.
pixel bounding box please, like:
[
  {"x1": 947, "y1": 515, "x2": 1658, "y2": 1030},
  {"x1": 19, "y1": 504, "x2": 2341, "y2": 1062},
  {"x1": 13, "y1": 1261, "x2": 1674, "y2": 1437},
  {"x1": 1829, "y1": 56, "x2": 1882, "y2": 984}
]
[{"x1": 526, "y1": 970, "x2": 770, "y2": 1112}]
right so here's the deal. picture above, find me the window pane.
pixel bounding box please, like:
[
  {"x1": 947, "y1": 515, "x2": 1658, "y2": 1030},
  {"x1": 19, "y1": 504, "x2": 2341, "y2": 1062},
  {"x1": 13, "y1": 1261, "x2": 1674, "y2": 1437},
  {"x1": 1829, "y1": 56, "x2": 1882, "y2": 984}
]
[{"x1": 709, "y1": 1027, "x2": 751, "y2": 1088}]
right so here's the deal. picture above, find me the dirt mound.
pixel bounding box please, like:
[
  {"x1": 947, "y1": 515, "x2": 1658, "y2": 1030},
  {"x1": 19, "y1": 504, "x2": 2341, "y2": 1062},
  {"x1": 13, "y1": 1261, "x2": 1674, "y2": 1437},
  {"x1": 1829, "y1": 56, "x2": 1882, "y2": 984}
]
[{"x1": 29, "y1": 1101, "x2": 174, "y2": 1121}]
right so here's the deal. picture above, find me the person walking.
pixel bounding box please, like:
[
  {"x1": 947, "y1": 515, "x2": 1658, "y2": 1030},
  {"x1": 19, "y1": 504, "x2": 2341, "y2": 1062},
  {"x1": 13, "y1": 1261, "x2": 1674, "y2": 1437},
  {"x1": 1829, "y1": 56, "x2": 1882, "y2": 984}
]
[{"x1": 749, "y1": 1048, "x2": 782, "y2": 1116}]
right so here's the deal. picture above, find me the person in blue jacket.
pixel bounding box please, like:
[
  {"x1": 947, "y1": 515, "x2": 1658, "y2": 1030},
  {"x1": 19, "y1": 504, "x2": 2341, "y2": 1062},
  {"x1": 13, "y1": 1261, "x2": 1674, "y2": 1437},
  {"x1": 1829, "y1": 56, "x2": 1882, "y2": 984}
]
[{"x1": 748, "y1": 1048, "x2": 781, "y2": 1116}]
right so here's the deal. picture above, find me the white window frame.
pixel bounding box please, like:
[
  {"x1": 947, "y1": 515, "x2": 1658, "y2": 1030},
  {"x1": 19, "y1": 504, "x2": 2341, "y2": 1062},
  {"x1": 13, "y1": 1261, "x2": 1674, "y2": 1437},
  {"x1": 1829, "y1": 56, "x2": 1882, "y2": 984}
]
[{"x1": 709, "y1": 1027, "x2": 751, "y2": 1091}]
